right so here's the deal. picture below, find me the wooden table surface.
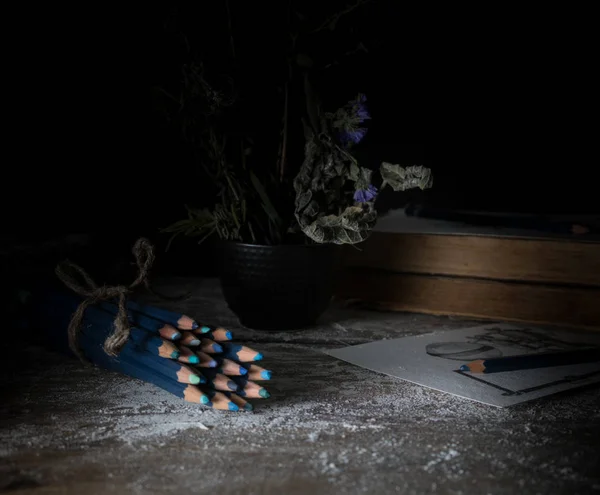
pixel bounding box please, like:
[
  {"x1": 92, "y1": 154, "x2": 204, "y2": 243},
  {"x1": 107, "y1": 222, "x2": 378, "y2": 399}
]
[{"x1": 1, "y1": 278, "x2": 599, "y2": 495}]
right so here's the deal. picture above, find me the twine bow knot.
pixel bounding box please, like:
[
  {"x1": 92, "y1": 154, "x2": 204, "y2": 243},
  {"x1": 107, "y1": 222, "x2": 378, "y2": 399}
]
[{"x1": 55, "y1": 238, "x2": 156, "y2": 362}]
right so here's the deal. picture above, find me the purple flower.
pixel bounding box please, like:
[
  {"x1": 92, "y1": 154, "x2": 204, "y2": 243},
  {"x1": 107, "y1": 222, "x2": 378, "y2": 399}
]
[
  {"x1": 339, "y1": 127, "x2": 368, "y2": 146},
  {"x1": 354, "y1": 184, "x2": 378, "y2": 203},
  {"x1": 355, "y1": 94, "x2": 370, "y2": 122}
]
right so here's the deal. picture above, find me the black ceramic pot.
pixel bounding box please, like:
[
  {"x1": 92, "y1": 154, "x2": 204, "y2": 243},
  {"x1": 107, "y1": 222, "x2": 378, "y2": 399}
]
[{"x1": 218, "y1": 242, "x2": 338, "y2": 331}]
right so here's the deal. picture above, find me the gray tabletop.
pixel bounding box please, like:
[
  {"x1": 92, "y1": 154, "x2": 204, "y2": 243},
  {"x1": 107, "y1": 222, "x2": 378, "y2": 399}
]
[{"x1": 1, "y1": 278, "x2": 599, "y2": 495}]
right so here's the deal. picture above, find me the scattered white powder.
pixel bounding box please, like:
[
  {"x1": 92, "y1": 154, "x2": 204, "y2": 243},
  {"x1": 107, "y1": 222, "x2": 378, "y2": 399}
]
[
  {"x1": 2, "y1": 301, "x2": 599, "y2": 495},
  {"x1": 423, "y1": 448, "x2": 460, "y2": 472}
]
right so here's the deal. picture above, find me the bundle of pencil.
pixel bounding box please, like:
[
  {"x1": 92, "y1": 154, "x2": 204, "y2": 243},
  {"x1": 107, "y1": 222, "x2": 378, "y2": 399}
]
[{"x1": 23, "y1": 286, "x2": 273, "y2": 412}]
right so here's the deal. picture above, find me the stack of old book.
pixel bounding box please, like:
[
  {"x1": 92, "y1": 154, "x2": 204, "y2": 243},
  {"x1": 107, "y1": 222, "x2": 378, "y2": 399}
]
[{"x1": 338, "y1": 207, "x2": 600, "y2": 330}]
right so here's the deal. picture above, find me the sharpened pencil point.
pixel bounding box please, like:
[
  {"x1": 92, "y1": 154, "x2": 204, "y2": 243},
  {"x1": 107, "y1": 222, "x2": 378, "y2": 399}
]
[
  {"x1": 261, "y1": 370, "x2": 272, "y2": 380},
  {"x1": 259, "y1": 388, "x2": 270, "y2": 398},
  {"x1": 189, "y1": 375, "x2": 201, "y2": 385},
  {"x1": 200, "y1": 396, "x2": 211, "y2": 405},
  {"x1": 172, "y1": 331, "x2": 182, "y2": 340},
  {"x1": 244, "y1": 403, "x2": 254, "y2": 411},
  {"x1": 227, "y1": 380, "x2": 238, "y2": 391},
  {"x1": 191, "y1": 321, "x2": 199, "y2": 330},
  {"x1": 254, "y1": 353, "x2": 263, "y2": 361},
  {"x1": 200, "y1": 326, "x2": 211, "y2": 333},
  {"x1": 209, "y1": 360, "x2": 217, "y2": 368},
  {"x1": 459, "y1": 365, "x2": 470, "y2": 371},
  {"x1": 170, "y1": 351, "x2": 181, "y2": 359},
  {"x1": 228, "y1": 402, "x2": 240, "y2": 411},
  {"x1": 239, "y1": 366, "x2": 248, "y2": 376},
  {"x1": 213, "y1": 343, "x2": 223, "y2": 353},
  {"x1": 225, "y1": 331, "x2": 232, "y2": 340},
  {"x1": 189, "y1": 356, "x2": 200, "y2": 364}
]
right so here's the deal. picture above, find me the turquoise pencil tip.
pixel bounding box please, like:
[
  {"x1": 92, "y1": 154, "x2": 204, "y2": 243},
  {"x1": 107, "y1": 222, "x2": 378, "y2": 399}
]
[
  {"x1": 200, "y1": 396, "x2": 211, "y2": 405},
  {"x1": 258, "y1": 388, "x2": 270, "y2": 399},
  {"x1": 261, "y1": 370, "x2": 272, "y2": 380},
  {"x1": 192, "y1": 322, "x2": 199, "y2": 330},
  {"x1": 227, "y1": 380, "x2": 238, "y2": 391},
  {"x1": 228, "y1": 402, "x2": 240, "y2": 411},
  {"x1": 200, "y1": 325, "x2": 211, "y2": 333},
  {"x1": 225, "y1": 331, "x2": 232, "y2": 340},
  {"x1": 254, "y1": 353, "x2": 263, "y2": 361},
  {"x1": 459, "y1": 365, "x2": 470, "y2": 371},
  {"x1": 244, "y1": 403, "x2": 254, "y2": 411},
  {"x1": 189, "y1": 356, "x2": 200, "y2": 364},
  {"x1": 170, "y1": 351, "x2": 180, "y2": 359},
  {"x1": 213, "y1": 343, "x2": 223, "y2": 353}
]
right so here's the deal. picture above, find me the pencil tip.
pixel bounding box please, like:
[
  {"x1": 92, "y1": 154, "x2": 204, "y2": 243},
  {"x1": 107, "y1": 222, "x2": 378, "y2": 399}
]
[
  {"x1": 200, "y1": 326, "x2": 211, "y2": 333},
  {"x1": 190, "y1": 356, "x2": 200, "y2": 364},
  {"x1": 239, "y1": 367, "x2": 248, "y2": 376},
  {"x1": 259, "y1": 389, "x2": 270, "y2": 399},
  {"x1": 228, "y1": 402, "x2": 240, "y2": 411},
  {"x1": 459, "y1": 365, "x2": 470, "y2": 371},
  {"x1": 191, "y1": 321, "x2": 199, "y2": 330},
  {"x1": 254, "y1": 353, "x2": 263, "y2": 361},
  {"x1": 227, "y1": 380, "x2": 238, "y2": 391},
  {"x1": 213, "y1": 343, "x2": 223, "y2": 353},
  {"x1": 190, "y1": 339, "x2": 200, "y2": 346},
  {"x1": 261, "y1": 370, "x2": 272, "y2": 380},
  {"x1": 189, "y1": 375, "x2": 201, "y2": 385},
  {"x1": 225, "y1": 331, "x2": 233, "y2": 340},
  {"x1": 171, "y1": 351, "x2": 181, "y2": 359},
  {"x1": 200, "y1": 396, "x2": 211, "y2": 405},
  {"x1": 244, "y1": 403, "x2": 254, "y2": 411},
  {"x1": 172, "y1": 332, "x2": 182, "y2": 340}
]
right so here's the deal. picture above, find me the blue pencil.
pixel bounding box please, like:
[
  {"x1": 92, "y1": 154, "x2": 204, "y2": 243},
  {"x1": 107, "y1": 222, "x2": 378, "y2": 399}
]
[
  {"x1": 79, "y1": 330, "x2": 204, "y2": 385},
  {"x1": 241, "y1": 364, "x2": 272, "y2": 381},
  {"x1": 199, "y1": 368, "x2": 239, "y2": 392},
  {"x1": 38, "y1": 289, "x2": 181, "y2": 358},
  {"x1": 213, "y1": 357, "x2": 248, "y2": 376},
  {"x1": 96, "y1": 300, "x2": 182, "y2": 341},
  {"x1": 220, "y1": 343, "x2": 263, "y2": 362},
  {"x1": 81, "y1": 340, "x2": 212, "y2": 405},
  {"x1": 77, "y1": 302, "x2": 181, "y2": 359},
  {"x1": 202, "y1": 328, "x2": 233, "y2": 341},
  {"x1": 120, "y1": 299, "x2": 203, "y2": 332},
  {"x1": 231, "y1": 376, "x2": 270, "y2": 399},
  {"x1": 460, "y1": 348, "x2": 600, "y2": 373},
  {"x1": 202, "y1": 389, "x2": 242, "y2": 412},
  {"x1": 199, "y1": 338, "x2": 223, "y2": 354},
  {"x1": 223, "y1": 392, "x2": 254, "y2": 412},
  {"x1": 179, "y1": 331, "x2": 201, "y2": 347}
]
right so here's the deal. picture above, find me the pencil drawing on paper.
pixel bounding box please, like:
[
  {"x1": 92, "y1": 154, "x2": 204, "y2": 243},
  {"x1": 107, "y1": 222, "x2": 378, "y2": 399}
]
[
  {"x1": 426, "y1": 326, "x2": 600, "y2": 397},
  {"x1": 327, "y1": 323, "x2": 600, "y2": 406}
]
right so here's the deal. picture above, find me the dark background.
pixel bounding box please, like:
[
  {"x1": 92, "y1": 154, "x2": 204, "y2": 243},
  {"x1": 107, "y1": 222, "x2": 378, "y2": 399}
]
[{"x1": 3, "y1": 2, "x2": 597, "y2": 268}]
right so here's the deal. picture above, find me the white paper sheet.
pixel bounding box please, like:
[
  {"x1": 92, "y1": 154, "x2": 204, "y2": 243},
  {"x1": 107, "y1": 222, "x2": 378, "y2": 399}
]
[{"x1": 325, "y1": 323, "x2": 600, "y2": 407}]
